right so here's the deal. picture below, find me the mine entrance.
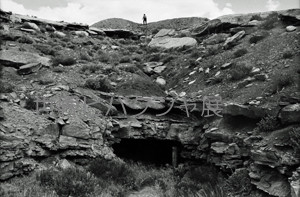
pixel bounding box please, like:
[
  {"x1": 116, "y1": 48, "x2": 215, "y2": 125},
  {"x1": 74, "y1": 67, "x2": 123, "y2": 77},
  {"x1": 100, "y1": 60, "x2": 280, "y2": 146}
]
[{"x1": 112, "y1": 138, "x2": 183, "y2": 167}]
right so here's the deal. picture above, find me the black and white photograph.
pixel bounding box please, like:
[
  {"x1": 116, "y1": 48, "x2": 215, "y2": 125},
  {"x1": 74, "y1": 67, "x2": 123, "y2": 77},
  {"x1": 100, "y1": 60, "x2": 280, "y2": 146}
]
[{"x1": 0, "y1": 0, "x2": 299, "y2": 196}]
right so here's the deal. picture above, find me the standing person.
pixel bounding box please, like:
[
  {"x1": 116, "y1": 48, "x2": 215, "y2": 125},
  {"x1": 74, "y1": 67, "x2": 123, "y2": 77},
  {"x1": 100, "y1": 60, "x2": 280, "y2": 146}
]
[{"x1": 143, "y1": 14, "x2": 147, "y2": 25}]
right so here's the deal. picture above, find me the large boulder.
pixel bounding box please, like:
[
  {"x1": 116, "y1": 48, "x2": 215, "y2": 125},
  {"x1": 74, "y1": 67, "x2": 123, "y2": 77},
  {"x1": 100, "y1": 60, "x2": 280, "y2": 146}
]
[
  {"x1": 223, "y1": 30, "x2": 245, "y2": 49},
  {"x1": 22, "y1": 22, "x2": 40, "y2": 32},
  {"x1": 154, "y1": 29, "x2": 176, "y2": 38},
  {"x1": 17, "y1": 63, "x2": 42, "y2": 75},
  {"x1": 0, "y1": 50, "x2": 50, "y2": 68},
  {"x1": 148, "y1": 36, "x2": 197, "y2": 49},
  {"x1": 279, "y1": 104, "x2": 300, "y2": 124}
]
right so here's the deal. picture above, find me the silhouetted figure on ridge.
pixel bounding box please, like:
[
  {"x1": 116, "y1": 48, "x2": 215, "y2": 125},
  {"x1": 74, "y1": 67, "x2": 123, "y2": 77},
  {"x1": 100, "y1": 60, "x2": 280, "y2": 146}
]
[{"x1": 143, "y1": 14, "x2": 147, "y2": 25}]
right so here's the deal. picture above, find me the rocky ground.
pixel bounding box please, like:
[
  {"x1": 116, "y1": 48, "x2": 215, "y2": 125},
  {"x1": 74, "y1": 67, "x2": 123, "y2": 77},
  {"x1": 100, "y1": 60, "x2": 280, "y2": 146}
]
[{"x1": 0, "y1": 8, "x2": 300, "y2": 197}]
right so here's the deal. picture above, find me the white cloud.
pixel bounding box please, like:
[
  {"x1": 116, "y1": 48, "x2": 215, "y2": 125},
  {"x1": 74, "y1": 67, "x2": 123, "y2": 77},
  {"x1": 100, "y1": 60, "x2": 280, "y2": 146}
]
[
  {"x1": 266, "y1": 0, "x2": 280, "y2": 11},
  {"x1": 1, "y1": 0, "x2": 234, "y2": 25}
]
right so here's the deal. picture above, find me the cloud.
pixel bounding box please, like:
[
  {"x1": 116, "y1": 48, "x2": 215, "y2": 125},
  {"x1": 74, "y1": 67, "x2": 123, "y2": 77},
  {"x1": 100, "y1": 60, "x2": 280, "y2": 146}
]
[
  {"x1": 1, "y1": 0, "x2": 234, "y2": 25},
  {"x1": 266, "y1": 0, "x2": 280, "y2": 11}
]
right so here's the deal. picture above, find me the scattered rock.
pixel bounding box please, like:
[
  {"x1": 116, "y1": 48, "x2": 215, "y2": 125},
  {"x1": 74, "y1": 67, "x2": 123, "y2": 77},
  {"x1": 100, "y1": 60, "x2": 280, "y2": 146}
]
[
  {"x1": 56, "y1": 159, "x2": 72, "y2": 169},
  {"x1": 279, "y1": 104, "x2": 300, "y2": 124},
  {"x1": 22, "y1": 22, "x2": 40, "y2": 32},
  {"x1": 74, "y1": 31, "x2": 89, "y2": 36},
  {"x1": 221, "y1": 62, "x2": 232, "y2": 69},
  {"x1": 286, "y1": 25, "x2": 297, "y2": 32},
  {"x1": 153, "y1": 65, "x2": 166, "y2": 74},
  {"x1": 188, "y1": 80, "x2": 196, "y2": 85},
  {"x1": 0, "y1": 49, "x2": 50, "y2": 68},
  {"x1": 17, "y1": 63, "x2": 42, "y2": 75},
  {"x1": 205, "y1": 68, "x2": 210, "y2": 74},
  {"x1": 20, "y1": 28, "x2": 36, "y2": 33},
  {"x1": 148, "y1": 37, "x2": 197, "y2": 49},
  {"x1": 254, "y1": 74, "x2": 268, "y2": 81},
  {"x1": 202, "y1": 33, "x2": 230, "y2": 45},
  {"x1": 223, "y1": 30, "x2": 245, "y2": 49},
  {"x1": 54, "y1": 31, "x2": 66, "y2": 37},
  {"x1": 156, "y1": 77, "x2": 166, "y2": 86},
  {"x1": 154, "y1": 29, "x2": 176, "y2": 38}
]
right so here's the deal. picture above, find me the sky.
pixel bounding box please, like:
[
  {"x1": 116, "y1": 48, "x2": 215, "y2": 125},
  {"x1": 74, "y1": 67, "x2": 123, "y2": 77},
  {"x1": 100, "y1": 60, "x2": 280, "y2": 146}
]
[{"x1": 0, "y1": 0, "x2": 299, "y2": 25}]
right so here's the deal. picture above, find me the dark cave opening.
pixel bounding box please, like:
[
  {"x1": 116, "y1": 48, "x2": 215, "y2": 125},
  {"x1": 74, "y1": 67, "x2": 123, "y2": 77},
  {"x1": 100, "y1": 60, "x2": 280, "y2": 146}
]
[{"x1": 112, "y1": 138, "x2": 183, "y2": 166}]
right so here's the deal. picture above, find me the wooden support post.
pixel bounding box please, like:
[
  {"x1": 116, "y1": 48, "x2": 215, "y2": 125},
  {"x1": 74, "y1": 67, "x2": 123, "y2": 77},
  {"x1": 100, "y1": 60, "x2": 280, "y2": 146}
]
[{"x1": 172, "y1": 146, "x2": 178, "y2": 168}]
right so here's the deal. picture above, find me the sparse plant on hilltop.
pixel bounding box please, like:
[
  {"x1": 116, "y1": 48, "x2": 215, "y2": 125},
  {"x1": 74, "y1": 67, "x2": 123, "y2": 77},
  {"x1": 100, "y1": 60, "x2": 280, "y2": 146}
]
[
  {"x1": 84, "y1": 77, "x2": 113, "y2": 92},
  {"x1": 249, "y1": 35, "x2": 266, "y2": 44},
  {"x1": 51, "y1": 55, "x2": 77, "y2": 67},
  {"x1": 282, "y1": 50, "x2": 293, "y2": 59},
  {"x1": 17, "y1": 35, "x2": 34, "y2": 44},
  {"x1": 271, "y1": 73, "x2": 294, "y2": 93},
  {"x1": 233, "y1": 48, "x2": 248, "y2": 58},
  {"x1": 257, "y1": 115, "x2": 280, "y2": 132},
  {"x1": 260, "y1": 12, "x2": 279, "y2": 30},
  {"x1": 290, "y1": 128, "x2": 300, "y2": 158},
  {"x1": 250, "y1": 14, "x2": 263, "y2": 21},
  {"x1": 229, "y1": 63, "x2": 252, "y2": 81}
]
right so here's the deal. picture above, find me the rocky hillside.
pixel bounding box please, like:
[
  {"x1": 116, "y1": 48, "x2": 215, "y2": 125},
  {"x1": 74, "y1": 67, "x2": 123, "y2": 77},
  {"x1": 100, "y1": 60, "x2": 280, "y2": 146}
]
[
  {"x1": 0, "y1": 8, "x2": 300, "y2": 197},
  {"x1": 92, "y1": 17, "x2": 208, "y2": 34}
]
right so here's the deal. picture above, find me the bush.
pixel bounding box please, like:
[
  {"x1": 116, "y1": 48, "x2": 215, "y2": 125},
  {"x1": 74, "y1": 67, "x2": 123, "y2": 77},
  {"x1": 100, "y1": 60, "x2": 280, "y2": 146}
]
[
  {"x1": 229, "y1": 63, "x2": 252, "y2": 81},
  {"x1": 80, "y1": 64, "x2": 101, "y2": 74},
  {"x1": 233, "y1": 48, "x2": 248, "y2": 58},
  {"x1": 249, "y1": 35, "x2": 265, "y2": 44},
  {"x1": 52, "y1": 66, "x2": 64, "y2": 73},
  {"x1": 0, "y1": 65, "x2": 3, "y2": 78},
  {"x1": 271, "y1": 73, "x2": 294, "y2": 93},
  {"x1": 88, "y1": 158, "x2": 135, "y2": 189},
  {"x1": 0, "y1": 81, "x2": 14, "y2": 93},
  {"x1": 119, "y1": 56, "x2": 131, "y2": 63},
  {"x1": 24, "y1": 95, "x2": 37, "y2": 110},
  {"x1": 261, "y1": 12, "x2": 279, "y2": 30},
  {"x1": 290, "y1": 128, "x2": 300, "y2": 158},
  {"x1": 84, "y1": 77, "x2": 113, "y2": 92},
  {"x1": 250, "y1": 14, "x2": 263, "y2": 21},
  {"x1": 224, "y1": 169, "x2": 252, "y2": 196},
  {"x1": 37, "y1": 168, "x2": 97, "y2": 197},
  {"x1": 34, "y1": 44, "x2": 56, "y2": 56},
  {"x1": 97, "y1": 51, "x2": 110, "y2": 63},
  {"x1": 257, "y1": 115, "x2": 280, "y2": 132},
  {"x1": 17, "y1": 35, "x2": 34, "y2": 44},
  {"x1": 282, "y1": 50, "x2": 293, "y2": 59},
  {"x1": 51, "y1": 55, "x2": 76, "y2": 67}
]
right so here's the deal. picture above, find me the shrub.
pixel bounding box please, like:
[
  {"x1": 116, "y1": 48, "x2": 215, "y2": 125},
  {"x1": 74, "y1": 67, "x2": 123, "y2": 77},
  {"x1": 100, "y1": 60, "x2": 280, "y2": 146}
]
[
  {"x1": 24, "y1": 95, "x2": 37, "y2": 110},
  {"x1": 88, "y1": 158, "x2": 135, "y2": 189},
  {"x1": 249, "y1": 35, "x2": 265, "y2": 44},
  {"x1": 282, "y1": 50, "x2": 293, "y2": 59},
  {"x1": 0, "y1": 81, "x2": 14, "y2": 93},
  {"x1": 38, "y1": 78, "x2": 54, "y2": 85},
  {"x1": 97, "y1": 51, "x2": 110, "y2": 63},
  {"x1": 0, "y1": 65, "x2": 3, "y2": 78},
  {"x1": 52, "y1": 66, "x2": 64, "y2": 73},
  {"x1": 250, "y1": 14, "x2": 263, "y2": 21},
  {"x1": 79, "y1": 51, "x2": 91, "y2": 61},
  {"x1": 229, "y1": 63, "x2": 252, "y2": 81},
  {"x1": 132, "y1": 54, "x2": 142, "y2": 62},
  {"x1": 261, "y1": 12, "x2": 279, "y2": 30},
  {"x1": 224, "y1": 169, "x2": 252, "y2": 196},
  {"x1": 84, "y1": 77, "x2": 113, "y2": 92},
  {"x1": 51, "y1": 55, "x2": 76, "y2": 67},
  {"x1": 290, "y1": 128, "x2": 300, "y2": 158},
  {"x1": 233, "y1": 48, "x2": 248, "y2": 58},
  {"x1": 17, "y1": 35, "x2": 34, "y2": 44},
  {"x1": 257, "y1": 115, "x2": 280, "y2": 132},
  {"x1": 119, "y1": 56, "x2": 131, "y2": 63},
  {"x1": 271, "y1": 73, "x2": 294, "y2": 93},
  {"x1": 37, "y1": 168, "x2": 97, "y2": 197},
  {"x1": 80, "y1": 64, "x2": 101, "y2": 74},
  {"x1": 34, "y1": 44, "x2": 56, "y2": 56}
]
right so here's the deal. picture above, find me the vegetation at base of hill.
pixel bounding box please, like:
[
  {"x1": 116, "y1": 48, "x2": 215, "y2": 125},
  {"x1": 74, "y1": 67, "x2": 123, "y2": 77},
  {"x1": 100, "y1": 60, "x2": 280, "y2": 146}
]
[
  {"x1": 17, "y1": 35, "x2": 34, "y2": 44},
  {"x1": 270, "y1": 73, "x2": 294, "y2": 93},
  {"x1": 233, "y1": 48, "x2": 248, "y2": 58},
  {"x1": 224, "y1": 169, "x2": 252, "y2": 196},
  {"x1": 0, "y1": 66, "x2": 14, "y2": 93},
  {"x1": 257, "y1": 115, "x2": 280, "y2": 132},
  {"x1": 250, "y1": 15, "x2": 263, "y2": 21},
  {"x1": 249, "y1": 35, "x2": 266, "y2": 44},
  {"x1": 51, "y1": 55, "x2": 77, "y2": 67},
  {"x1": 282, "y1": 50, "x2": 294, "y2": 59},
  {"x1": 84, "y1": 77, "x2": 113, "y2": 92},
  {"x1": 260, "y1": 12, "x2": 279, "y2": 30},
  {"x1": 290, "y1": 127, "x2": 300, "y2": 158},
  {"x1": 229, "y1": 63, "x2": 252, "y2": 81}
]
